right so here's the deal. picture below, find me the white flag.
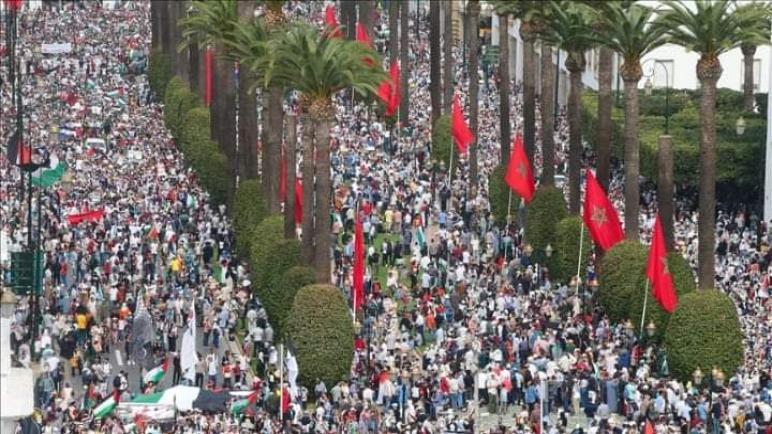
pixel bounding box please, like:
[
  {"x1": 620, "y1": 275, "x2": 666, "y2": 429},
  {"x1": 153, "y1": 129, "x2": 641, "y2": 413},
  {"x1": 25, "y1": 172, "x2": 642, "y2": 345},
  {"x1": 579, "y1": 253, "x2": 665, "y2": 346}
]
[{"x1": 180, "y1": 302, "x2": 198, "y2": 383}]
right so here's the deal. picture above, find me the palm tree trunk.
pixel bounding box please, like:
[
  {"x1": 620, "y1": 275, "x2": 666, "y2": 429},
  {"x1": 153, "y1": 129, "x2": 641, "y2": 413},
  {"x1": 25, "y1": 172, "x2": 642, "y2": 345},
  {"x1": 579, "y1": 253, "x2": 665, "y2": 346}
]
[
  {"x1": 623, "y1": 78, "x2": 640, "y2": 240},
  {"x1": 388, "y1": 0, "x2": 399, "y2": 59},
  {"x1": 697, "y1": 75, "x2": 718, "y2": 290},
  {"x1": 742, "y1": 44, "x2": 756, "y2": 112},
  {"x1": 238, "y1": 69, "x2": 259, "y2": 181},
  {"x1": 429, "y1": 0, "x2": 442, "y2": 126},
  {"x1": 151, "y1": 0, "x2": 161, "y2": 52},
  {"x1": 596, "y1": 47, "x2": 613, "y2": 190},
  {"x1": 301, "y1": 115, "x2": 315, "y2": 264},
  {"x1": 285, "y1": 114, "x2": 298, "y2": 239},
  {"x1": 313, "y1": 116, "x2": 332, "y2": 283},
  {"x1": 342, "y1": 0, "x2": 356, "y2": 41},
  {"x1": 499, "y1": 14, "x2": 511, "y2": 166},
  {"x1": 567, "y1": 64, "x2": 583, "y2": 215},
  {"x1": 189, "y1": 40, "x2": 200, "y2": 95},
  {"x1": 212, "y1": 45, "x2": 237, "y2": 197},
  {"x1": 262, "y1": 86, "x2": 284, "y2": 214},
  {"x1": 522, "y1": 35, "x2": 536, "y2": 164},
  {"x1": 657, "y1": 135, "x2": 675, "y2": 250},
  {"x1": 166, "y1": 2, "x2": 179, "y2": 75},
  {"x1": 540, "y1": 43, "x2": 555, "y2": 187},
  {"x1": 468, "y1": 1, "x2": 479, "y2": 197},
  {"x1": 359, "y1": 0, "x2": 374, "y2": 38},
  {"x1": 158, "y1": 0, "x2": 170, "y2": 56},
  {"x1": 399, "y1": 1, "x2": 409, "y2": 123},
  {"x1": 175, "y1": 2, "x2": 189, "y2": 82},
  {"x1": 443, "y1": 1, "x2": 454, "y2": 115}
]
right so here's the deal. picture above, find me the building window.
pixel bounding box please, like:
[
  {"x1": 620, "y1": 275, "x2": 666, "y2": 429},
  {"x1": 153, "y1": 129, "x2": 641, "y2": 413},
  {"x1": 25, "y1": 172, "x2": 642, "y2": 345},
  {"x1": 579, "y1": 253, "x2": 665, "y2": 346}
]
[{"x1": 740, "y1": 59, "x2": 762, "y2": 90}]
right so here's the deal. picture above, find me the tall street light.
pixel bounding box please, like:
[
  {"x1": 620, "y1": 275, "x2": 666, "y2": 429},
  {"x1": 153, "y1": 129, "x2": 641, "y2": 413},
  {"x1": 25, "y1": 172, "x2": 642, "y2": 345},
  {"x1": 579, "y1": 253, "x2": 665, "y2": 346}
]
[{"x1": 642, "y1": 59, "x2": 671, "y2": 134}]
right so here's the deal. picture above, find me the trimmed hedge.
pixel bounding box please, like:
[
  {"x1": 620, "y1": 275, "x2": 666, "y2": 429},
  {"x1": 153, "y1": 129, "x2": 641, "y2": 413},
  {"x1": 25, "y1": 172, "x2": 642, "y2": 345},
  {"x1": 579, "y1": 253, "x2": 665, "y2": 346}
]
[
  {"x1": 628, "y1": 252, "x2": 697, "y2": 341},
  {"x1": 148, "y1": 50, "x2": 172, "y2": 101},
  {"x1": 249, "y1": 215, "x2": 286, "y2": 292},
  {"x1": 197, "y1": 151, "x2": 229, "y2": 206},
  {"x1": 287, "y1": 284, "x2": 354, "y2": 388},
  {"x1": 233, "y1": 180, "x2": 267, "y2": 255},
  {"x1": 554, "y1": 216, "x2": 593, "y2": 284},
  {"x1": 598, "y1": 241, "x2": 647, "y2": 323},
  {"x1": 488, "y1": 165, "x2": 520, "y2": 227},
  {"x1": 524, "y1": 186, "x2": 568, "y2": 253},
  {"x1": 164, "y1": 77, "x2": 200, "y2": 139},
  {"x1": 268, "y1": 266, "x2": 317, "y2": 339},
  {"x1": 431, "y1": 115, "x2": 455, "y2": 175},
  {"x1": 664, "y1": 290, "x2": 743, "y2": 383}
]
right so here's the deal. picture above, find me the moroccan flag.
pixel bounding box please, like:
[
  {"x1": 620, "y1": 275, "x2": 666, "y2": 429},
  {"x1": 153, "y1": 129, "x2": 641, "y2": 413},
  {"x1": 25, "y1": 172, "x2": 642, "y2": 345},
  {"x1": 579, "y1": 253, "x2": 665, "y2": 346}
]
[
  {"x1": 294, "y1": 179, "x2": 303, "y2": 225},
  {"x1": 324, "y1": 5, "x2": 342, "y2": 38},
  {"x1": 504, "y1": 134, "x2": 535, "y2": 203},
  {"x1": 451, "y1": 95, "x2": 473, "y2": 154},
  {"x1": 230, "y1": 391, "x2": 259, "y2": 415},
  {"x1": 353, "y1": 217, "x2": 365, "y2": 311},
  {"x1": 4, "y1": 0, "x2": 23, "y2": 11},
  {"x1": 143, "y1": 358, "x2": 169, "y2": 384},
  {"x1": 204, "y1": 48, "x2": 214, "y2": 107},
  {"x1": 356, "y1": 22, "x2": 372, "y2": 48},
  {"x1": 66, "y1": 209, "x2": 105, "y2": 225},
  {"x1": 646, "y1": 214, "x2": 677, "y2": 313},
  {"x1": 6, "y1": 129, "x2": 31, "y2": 166},
  {"x1": 377, "y1": 61, "x2": 401, "y2": 117},
  {"x1": 581, "y1": 170, "x2": 624, "y2": 251}
]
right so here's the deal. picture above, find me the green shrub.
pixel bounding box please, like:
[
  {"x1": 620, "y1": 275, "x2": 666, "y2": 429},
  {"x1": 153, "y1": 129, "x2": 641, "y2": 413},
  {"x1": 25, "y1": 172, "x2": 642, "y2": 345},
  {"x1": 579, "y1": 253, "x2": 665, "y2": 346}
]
[
  {"x1": 488, "y1": 165, "x2": 521, "y2": 227},
  {"x1": 598, "y1": 241, "x2": 647, "y2": 323},
  {"x1": 664, "y1": 290, "x2": 743, "y2": 383},
  {"x1": 249, "y1": 215, "x2": 285, "y2": 292},
  {"x1": 164, "y1": 77, "x2": 200, "y2": 139},
  {"x1": 628, "y1": 252, "x2": 696, "y2": 341},
  {"x1": 179, "y1": 107, "x2": 211, "y2": 152},
  {"x1": 148, "y1": 50, "x2": 172, "y2": 101},
  {"x1": 554, "y1": 216, "x2": 593, "y2": 284},
  {"x1": 233, "y1": 180, "x2": 267, "y2": 255},
  {"x1": 525, "y1": 186, "x2": 567, "y2": 254},
  {"x1": 287, "y1": 284, "x2": 354, "y2": 388},
  {"x1": 431, "y1": 115, "x2": 455, "y2": 175},
  {"x1": 267, "y1": 266, "x2": 317, "y2": 339},
  {"x1": 196, "y1": 149, "x2": 229, "y2": 206}
]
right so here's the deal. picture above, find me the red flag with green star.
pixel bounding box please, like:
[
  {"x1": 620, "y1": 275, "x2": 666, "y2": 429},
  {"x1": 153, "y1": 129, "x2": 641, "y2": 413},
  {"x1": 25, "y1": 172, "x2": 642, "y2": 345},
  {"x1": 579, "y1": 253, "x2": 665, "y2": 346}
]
[
  {"x1": 581, "y1": 170, "x2": 624, "y2": 251},
  {"x1": 646, "y1": 214, "x2": 677, "y2": 313},
  {"x1": 504, "y1": 134, "x2": 535, "y2": 203}
]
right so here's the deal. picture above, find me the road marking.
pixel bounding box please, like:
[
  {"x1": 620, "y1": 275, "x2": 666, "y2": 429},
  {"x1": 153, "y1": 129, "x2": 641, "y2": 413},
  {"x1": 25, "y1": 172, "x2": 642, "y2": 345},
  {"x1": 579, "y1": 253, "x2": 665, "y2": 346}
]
[{"x1": 115, "y1": 349, "x2": 124, "y2": 367}]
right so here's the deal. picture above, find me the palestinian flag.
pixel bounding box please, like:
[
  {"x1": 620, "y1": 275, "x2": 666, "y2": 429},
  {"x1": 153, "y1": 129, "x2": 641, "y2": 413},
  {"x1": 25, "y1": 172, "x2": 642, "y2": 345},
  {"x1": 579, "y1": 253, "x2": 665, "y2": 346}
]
[
  {"x1": 93, "y1": 391, "x2": 121, "y2": 419},
  {"x1": 230, "y1": 391, "x2": 258, "y2": 415},
  {"x1": 143, "y1": 358, "x2": 169, "y2": 384},
  {"x1": 6, "y1": 129, "x2": 31, "y2": 166},
  {"x1": 31, "y1": 153, "x2": 66, "y2": 188}
]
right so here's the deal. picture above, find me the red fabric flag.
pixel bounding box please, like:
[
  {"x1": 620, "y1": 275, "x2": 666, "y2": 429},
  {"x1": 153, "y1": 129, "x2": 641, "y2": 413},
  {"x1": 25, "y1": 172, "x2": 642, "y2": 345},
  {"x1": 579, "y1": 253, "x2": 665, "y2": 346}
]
[
  {"x1": 356, "y1": 22, "x2": 372, "y2": 48},
  {"x1": 4, "y1": 0, "x2": 23, "y2": 11},
  {"x1": 377, "y1": 61, "x2": 401, "y2": 117},
  {"x1": 504, "y1": 134, "x2": 535, "y2": 203},
  {"x1": 451, "y1": 95, "x2": 473, "y2": 154},
  {"x1": 581, "y1": 170, "x2": 624, "y2": 251},
  {"x1": 353, "y1": 217, "x2": 365, "y2": 311},
  {"x1": 66, "y1": 209, "x2": 105, "y2": 225},
  {"x1": 646, "y1": 214, "x2": 678, "y2": 313},
  {"x1": 279, "y1": 150, "x2": 287, "y2": 202},
  {"x1": 324, "y1": 5, "x2": 342, "y2": 38},
  {"x1": 643, "y1": 421, "x2": 654, "y2": 434},
  {"x1": 294, "y1": 179, "x2": 303, "y2": 225},
  {"x1": 204, "y1": 48, "x2": 214, "y2": 107}
]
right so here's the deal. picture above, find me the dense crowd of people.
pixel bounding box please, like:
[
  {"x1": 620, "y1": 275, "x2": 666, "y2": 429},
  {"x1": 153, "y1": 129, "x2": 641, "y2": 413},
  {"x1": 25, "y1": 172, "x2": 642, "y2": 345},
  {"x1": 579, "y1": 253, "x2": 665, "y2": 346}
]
[{"x1": 2, "y1": 1, "x2": 772, "y2": 434}]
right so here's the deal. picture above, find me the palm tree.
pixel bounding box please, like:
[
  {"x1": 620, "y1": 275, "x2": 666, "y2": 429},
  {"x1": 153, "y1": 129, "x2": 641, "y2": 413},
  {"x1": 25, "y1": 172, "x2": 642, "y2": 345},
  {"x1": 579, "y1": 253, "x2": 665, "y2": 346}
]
[
  {"x1": 492, "y1": 1, "x2": 543, "y2": 165},
  {"x1": 284, "y1": 114, "x2": 298, "y2": 240},
  {"x1": 598, "y1": 3, "x2": 668, "y2": 241},
  {"x1": 659, "y1": 0, "x2": 771, "y2": 289},
  {"x1": 497, "y1": 11, "x2": 511, "y2": 166},
  {"x1": 388, "y1": 0, "x2": 399, "y2": 59},
  {"x1": 179, "y1": 0, "x2": 239, "y2": 192},
  {"x1": 468, "y1": 0, "x2": 480, "y2": 197},
  {"x1": 541, "y1": 1, "x2": 597, "y2": 214},
  {"x1": 443, "y1": 0, "x2": 454, "y2": 116},
  {"x1": 539, "y1": 41, "x2": 556, "y2": 187},
  {"x1": 260, "y1": 23, "x2": 387, "y2": 282},
  {"x1": 399, "y1": 0, "x2": 409, "y2": 123},
  {"x1": 742, "y1": 42, "x2": 757, "y2": 111},
  {"x1": 234, "y1": 1, "x2": 260, "y2": 182},
  {"x1": 430, "y1": 0, "x2": 442, "y2": 125}
]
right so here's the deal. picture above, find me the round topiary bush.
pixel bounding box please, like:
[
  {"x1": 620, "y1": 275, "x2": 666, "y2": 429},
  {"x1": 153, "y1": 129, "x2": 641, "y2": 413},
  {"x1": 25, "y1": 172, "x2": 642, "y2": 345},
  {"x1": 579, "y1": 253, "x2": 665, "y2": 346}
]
[
  {"x1": 253, "y1": 238, "x2": 300, "y2": 301},
  {"x1": 164, "y1": 78, "x2": 200, "y2": 140},
  {"x1": 249, "y1": 215, "x2": 286, "y2": 291},
  {"x1": 287, "y1": 284, "x2": 354, "y2": 388},
  {"x1": 233, "y1": 180, "x2": 267, "y2": 255},
  {"x1": 524, "y1": 186, "x2": 568, "y2": 253},
  {"x1": 431, "y1": 115, "x2": 454, "y2": 175},
  {"x1": 664, "y1": 290, "x2": 743, "y2": 383},
  {"x1": 196, "y1": 148, "x2": 229, "y2": 206},
  {"x1": 148, "y1": 50, "x2": 172, "y2": 100},
  {"x1": 179, "y1": 107, "x2": 212, "y2": 154},
  {"x1": 554, "y1": 216, "x2": 593, "y2": 284},
  {"x1": 488, "y1": 165, "x2": 522, "y2": 227},
  {"x1": 267, "y1": 266, "x2": 317, "y2": 339},
  {"x1": 628, "y1": 252, "x2": 697, "y2": 341},
  {"x1": 598, "y1": 240, "x2": 647, "y2": 323}
]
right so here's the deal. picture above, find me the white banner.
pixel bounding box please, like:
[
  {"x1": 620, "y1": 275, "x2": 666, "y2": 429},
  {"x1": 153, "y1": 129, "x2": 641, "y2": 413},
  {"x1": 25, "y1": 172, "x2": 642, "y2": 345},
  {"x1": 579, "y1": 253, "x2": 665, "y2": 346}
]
[{"x1": 41, "y1": 43, "x2": 72, "y2": 54}]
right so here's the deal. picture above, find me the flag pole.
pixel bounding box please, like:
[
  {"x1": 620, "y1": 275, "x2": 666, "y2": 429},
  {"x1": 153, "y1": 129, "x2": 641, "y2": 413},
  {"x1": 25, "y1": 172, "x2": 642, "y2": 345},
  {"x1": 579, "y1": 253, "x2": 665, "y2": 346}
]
[
  {"x1": 503, "y1": 189, "x2": 512, "y2": 277},
  {"x1": 639, "y1": 280, "x2": 650, "y2": 339},
  {"x1": 575, "y1": 224, "x2": 584, "y2": 299},
  {"x1": 279, "y1": 343, "x2": 284, "y2": 424}
]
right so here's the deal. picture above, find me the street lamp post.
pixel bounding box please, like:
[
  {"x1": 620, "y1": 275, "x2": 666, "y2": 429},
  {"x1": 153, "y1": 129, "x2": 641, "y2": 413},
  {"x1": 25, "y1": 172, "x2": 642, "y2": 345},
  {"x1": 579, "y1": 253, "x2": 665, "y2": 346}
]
[
  {"x1": 642, "y1": 59, "x2": 671, "y2": 134},
  {"x1": 694, "y1": 367, "x2": 725, "y2": 432}
]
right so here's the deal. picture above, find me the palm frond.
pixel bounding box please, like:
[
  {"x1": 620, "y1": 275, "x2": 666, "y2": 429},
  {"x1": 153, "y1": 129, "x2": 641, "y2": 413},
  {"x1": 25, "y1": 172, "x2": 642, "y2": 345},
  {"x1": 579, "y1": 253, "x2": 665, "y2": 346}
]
[{"x1": 178, "y1": 0, "x2": 239, "y2": 52}]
